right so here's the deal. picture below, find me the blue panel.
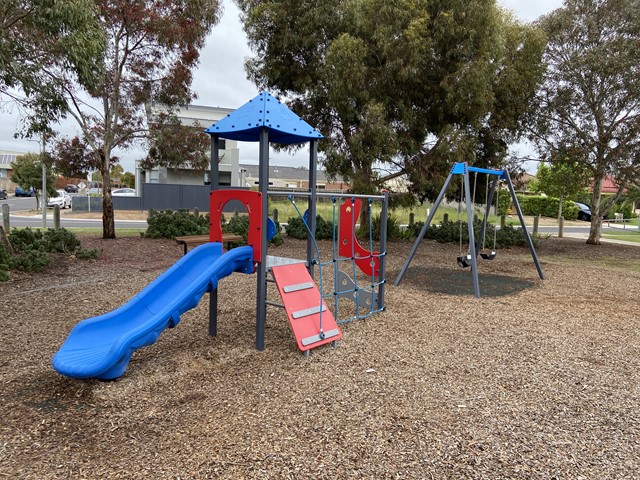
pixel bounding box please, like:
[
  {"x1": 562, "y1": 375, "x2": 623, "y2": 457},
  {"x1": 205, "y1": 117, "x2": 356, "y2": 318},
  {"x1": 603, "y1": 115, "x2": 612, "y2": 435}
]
[
  {"x1": 52, "y1": 243, "x2": 255, "y2": 380},
  {"x1": 451, "y1": 162, "x2": 505, "y2": 177},
  {"x1": 451, "y1": 163, "x2": 467, "y2": 174},
  {"x1": 468, "y1": 166, "x2": 505, "y2": 177},
  {"x1": 204, "y1": 92, "x2": 323, "y2": 145}
]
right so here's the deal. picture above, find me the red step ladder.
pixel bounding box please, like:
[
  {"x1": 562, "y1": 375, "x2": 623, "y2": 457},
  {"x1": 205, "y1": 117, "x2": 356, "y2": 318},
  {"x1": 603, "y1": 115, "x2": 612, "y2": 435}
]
[{"x1": 272, "y1": 263, "x2": 342, "y2": 354}]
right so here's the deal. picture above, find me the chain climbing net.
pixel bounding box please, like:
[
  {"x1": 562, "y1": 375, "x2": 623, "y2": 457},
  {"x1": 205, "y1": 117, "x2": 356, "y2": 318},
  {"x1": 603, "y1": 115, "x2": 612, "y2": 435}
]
[{"x1": 285, "y1": 192, "x2": 388, "y2": 325}]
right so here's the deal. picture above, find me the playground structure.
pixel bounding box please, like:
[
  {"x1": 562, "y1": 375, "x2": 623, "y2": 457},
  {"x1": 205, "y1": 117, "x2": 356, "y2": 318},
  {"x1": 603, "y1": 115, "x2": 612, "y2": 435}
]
[
  {"x1": 53, "y1": 92, "x2": 387, "y2": 379},
  {"x1": 394, "y1": 162, "x2": 544, "y2": 298}
]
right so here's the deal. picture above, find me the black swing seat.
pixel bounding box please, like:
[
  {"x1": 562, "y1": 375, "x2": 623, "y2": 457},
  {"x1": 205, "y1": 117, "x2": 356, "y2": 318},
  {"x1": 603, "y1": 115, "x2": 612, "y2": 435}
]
[
  {"x1": 457, "y1": 254, "x2": 472, "y2": 268},
  {"x1": 480, "y1": 250, "x2": 497, "y2": 260}
]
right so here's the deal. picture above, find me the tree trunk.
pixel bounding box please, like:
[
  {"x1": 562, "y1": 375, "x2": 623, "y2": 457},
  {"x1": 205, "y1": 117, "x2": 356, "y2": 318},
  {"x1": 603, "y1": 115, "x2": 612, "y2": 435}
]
[
  {"x1": 100, "y1": 155, "x2": 116, "y2": 239},
  {"x1": 586, "y1": 175, "x2": 604, "y2": 245},
  {"x1": 558, "y1": 193, "x2": 563, "y2": 222}
]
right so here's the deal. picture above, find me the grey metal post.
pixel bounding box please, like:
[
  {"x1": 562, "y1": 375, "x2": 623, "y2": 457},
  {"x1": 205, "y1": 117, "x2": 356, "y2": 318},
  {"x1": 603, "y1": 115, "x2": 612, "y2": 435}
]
[
  {"x1": 377, "y1": 191, "x2": 388, "y2": 309},
  {"x1": 395, "y1": 171, "x2": 455, "y2": 286},
  {"x1": 306, "y1": 140, "x2": 318, "y2": 275},
  {"x1": 209, "y1": 135, "x2": 220, "y2": 336},
  {"x1": 255, "y1": 127, "x2": 270, "y2": 351},
  {"x1": 475, "y1": 177, "x2": 497, "y2": 256},
  {"x1": 463, "y1": 167, "x2": 480, "y2": 298},
  {"x1": 2, "y1": 204, "x2": 9, "y2": 232},
  {"x1": 504, "y1": 170, "x2": 544, "y2": 280}
]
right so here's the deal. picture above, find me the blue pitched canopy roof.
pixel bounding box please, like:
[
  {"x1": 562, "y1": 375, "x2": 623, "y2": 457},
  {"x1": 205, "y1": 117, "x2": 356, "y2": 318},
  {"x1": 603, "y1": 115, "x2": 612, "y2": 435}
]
[{"x1": 204, "y1": 92, "x2": 323, "y2": 144}]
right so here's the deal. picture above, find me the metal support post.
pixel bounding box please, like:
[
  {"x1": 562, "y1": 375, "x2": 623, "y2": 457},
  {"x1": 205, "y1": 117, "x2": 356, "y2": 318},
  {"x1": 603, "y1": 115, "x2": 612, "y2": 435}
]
[
  {"x1": 377, "y1": 191, "x2": 388, "y2": 309},
  {"x1": 307, "y1": 140, "x2": 318, "y2": 276},
  {"x1": 255, "y1": 127, "x2": 270, "y2": 351},
  {"x1": 208, "y1": 136, "x2": 220, "y2": 336},
  {"x1": 504, "y1": 170, "x2": 544, "y2": 280}
]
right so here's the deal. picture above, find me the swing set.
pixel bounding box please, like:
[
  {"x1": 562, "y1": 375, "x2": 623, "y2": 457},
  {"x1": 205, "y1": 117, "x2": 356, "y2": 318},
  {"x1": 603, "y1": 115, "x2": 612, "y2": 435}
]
[{"x1": 395, "y1": 162, "x2": 544, "y2": 297}]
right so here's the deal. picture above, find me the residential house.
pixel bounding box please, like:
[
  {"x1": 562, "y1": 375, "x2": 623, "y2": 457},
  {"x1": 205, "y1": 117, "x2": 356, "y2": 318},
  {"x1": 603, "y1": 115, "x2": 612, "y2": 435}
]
[
  {"x1": 240, "y1": 164, "x2": 349, "y2": 191},
  {"x1": 136, "y1": 104, "x2": 241, "y2": 191}
]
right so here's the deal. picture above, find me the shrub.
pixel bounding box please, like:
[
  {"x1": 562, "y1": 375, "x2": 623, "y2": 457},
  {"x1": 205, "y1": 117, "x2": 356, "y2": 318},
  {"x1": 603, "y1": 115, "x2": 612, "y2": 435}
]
[
  {"x1": 222, "y1": 214, "x2": 250, "y2": 241},
  {"x1": 76, "y1": 248, "x2": 101, "y2": 260},
  {"x1": 516, "y1": 195, "x2": 578, "y2": 220},
  {"x1": 415, "y1": 219, "x2": 539, "y2": 249},
  {"x1": 9, "y1": 249, "x2": 51, "y2": 272},
  {"x1": 145, "y1": 209, "x2": 210, "y2": 239},
  {"x1": 285, "y1": 215, "x2": 335, "y2": 240},
  {"x1": 357, "y1": 214, "x2": 403, "y2": 241},
  {"x1": 9, "y1": 227, "x2": 81, "y2": 254},
  {"x1": 43, "y1": 228, "x2": 81, "y2": 253},
  {"x1": 9, "y1": 228, "x2": 45, "y2": 252}
]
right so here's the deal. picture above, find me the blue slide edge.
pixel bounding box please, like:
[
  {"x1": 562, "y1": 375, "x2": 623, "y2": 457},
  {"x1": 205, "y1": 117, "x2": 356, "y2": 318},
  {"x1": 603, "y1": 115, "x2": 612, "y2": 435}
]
[{"x1": 52, "y1": 242, "x2": 254, "y2": 380}]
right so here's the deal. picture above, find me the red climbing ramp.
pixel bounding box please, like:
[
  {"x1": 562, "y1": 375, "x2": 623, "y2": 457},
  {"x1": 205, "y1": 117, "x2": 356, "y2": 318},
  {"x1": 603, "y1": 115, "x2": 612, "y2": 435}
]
[{"x1": 272, "y1": 263, "x2": 342, "y2": 353}]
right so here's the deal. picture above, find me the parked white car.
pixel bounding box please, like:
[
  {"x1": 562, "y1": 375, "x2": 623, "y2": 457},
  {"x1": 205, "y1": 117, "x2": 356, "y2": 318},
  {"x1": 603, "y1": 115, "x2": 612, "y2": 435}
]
[
  {"x1": 112, "y1": 188, "x2": 136, "y2": 197},
  {"x1": 47, "y1": 189, "x2": 72, "y2": 209}
]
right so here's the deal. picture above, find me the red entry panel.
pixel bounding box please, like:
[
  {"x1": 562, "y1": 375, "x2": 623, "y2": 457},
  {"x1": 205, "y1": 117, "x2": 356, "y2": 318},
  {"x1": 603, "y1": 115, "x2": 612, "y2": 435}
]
[
  {"x1": 339, "y1": 198, "x2": 380, "y2": 277},
  {"x1": 209, "y1": 189, "x2": 263, "y2": 263},
  {"x1": 272, "y1": 263, "x2": 342, "y2": 352}
]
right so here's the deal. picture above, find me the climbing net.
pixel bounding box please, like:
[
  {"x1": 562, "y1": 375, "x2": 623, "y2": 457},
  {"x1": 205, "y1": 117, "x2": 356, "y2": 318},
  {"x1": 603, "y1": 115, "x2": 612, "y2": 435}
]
[{"x1": 284, "y1": 192, "x2": 388, "y2": 325}]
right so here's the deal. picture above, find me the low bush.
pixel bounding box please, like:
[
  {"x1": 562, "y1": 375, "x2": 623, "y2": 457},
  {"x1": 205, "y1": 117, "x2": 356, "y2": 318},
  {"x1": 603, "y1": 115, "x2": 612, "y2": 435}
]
[
  {"x1": 357, "y1": 214, "x2": 403, "y2": 241},
  {"x1": 285, "y1": 215, "x2": 335, "y2": 240},
  {"x1": 414, "y1": 219, "x2": 539, "y2": 248},
  {"x1": 9, "y1": 249, "x2": 51, "y2": 272},
  {"x1": 1, "y1": 227, "x2": 81, "y2": 280},
  {"x1": 145, "y1": 209, "x2": 210, "y2": 239},
  {"x1": 76, "y1": 248, "x2": 101, "y2": 260}
]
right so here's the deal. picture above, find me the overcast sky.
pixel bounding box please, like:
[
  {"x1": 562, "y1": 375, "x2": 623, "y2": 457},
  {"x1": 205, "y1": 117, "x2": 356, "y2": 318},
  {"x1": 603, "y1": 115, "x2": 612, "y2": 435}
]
[{"x1": 0, "y1": 0, "x2": 563, "y2": 172}]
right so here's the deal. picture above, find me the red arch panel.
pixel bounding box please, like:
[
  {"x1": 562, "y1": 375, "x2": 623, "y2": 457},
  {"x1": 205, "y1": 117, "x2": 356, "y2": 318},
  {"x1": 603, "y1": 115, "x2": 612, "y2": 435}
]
[{"x1": 209, "y1": 189, "x2": 263, "y2": 263}]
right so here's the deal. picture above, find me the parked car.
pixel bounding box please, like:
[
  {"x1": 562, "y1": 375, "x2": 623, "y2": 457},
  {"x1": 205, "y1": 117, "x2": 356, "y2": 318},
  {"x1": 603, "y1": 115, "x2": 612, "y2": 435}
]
[
  {"x1": 0, "y1": 187, "x2": 7, "y2": 200},
  {"x1": 64, "y1": 184, "x2": 79, "y2": 193},
  {"x1": 15, "y1": 186, "x2": 35, "y2": 197},
  {"x1": 112, "y1": 188, "x2": 136, "y2": 197},
  {"x1": 47, "y1": 189, "x2": 72, "y2": 209},
  {"x1": 575, "y1": 202, "x2": 591, "y2": 221},
  {"x1": 87, "y1": 187, "x2": 102, "y2": 195}
]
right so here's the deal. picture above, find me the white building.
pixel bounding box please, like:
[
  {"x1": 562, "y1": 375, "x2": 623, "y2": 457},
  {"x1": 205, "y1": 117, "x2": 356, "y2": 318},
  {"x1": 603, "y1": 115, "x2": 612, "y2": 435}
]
[{"x1": 136, "y1": 104, "x2": 241, "y2": 192}]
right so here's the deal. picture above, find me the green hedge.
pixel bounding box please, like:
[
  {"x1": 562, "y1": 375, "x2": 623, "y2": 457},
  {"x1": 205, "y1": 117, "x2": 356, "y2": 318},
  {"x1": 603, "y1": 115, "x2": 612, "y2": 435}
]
[
  {"x1": 406, "y1": 219, "x2": 539, "y2": 248},
  {"x1": 515, "y1": 195, "x2": 578, "y2": 220}
]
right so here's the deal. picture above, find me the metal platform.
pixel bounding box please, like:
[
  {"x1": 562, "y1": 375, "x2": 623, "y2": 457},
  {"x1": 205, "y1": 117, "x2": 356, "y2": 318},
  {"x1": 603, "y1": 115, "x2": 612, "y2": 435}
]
[{"x1": 266, "y1": 255, "x2": 307, "y2": 269}]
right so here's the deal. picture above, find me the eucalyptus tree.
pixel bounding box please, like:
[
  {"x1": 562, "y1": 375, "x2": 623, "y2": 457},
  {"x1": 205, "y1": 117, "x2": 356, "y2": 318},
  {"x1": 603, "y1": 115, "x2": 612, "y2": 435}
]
[
  {"x1": 51, "y1": 0, "x2": 221, "y2": 238},
  {"x1": 237, "y1": 0, "x2": 544, "y2": 205},
  {"x1": 529, "y1": 0, "x2": 640, "y2": 244},
  {"x1": 0, "y1": 0, "x2": 105, "y2": 136}
]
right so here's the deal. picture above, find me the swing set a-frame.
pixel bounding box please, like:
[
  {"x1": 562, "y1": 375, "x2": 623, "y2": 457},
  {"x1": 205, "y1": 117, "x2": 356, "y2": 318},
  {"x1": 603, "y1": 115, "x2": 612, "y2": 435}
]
[{"x1": 394, "y1": 162, "x2": 544, "y2": 298}]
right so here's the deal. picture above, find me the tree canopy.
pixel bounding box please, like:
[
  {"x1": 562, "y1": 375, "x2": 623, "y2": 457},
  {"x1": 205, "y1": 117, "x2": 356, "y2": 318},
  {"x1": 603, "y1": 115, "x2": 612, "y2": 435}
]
[
  {"x1": 529, "y1": 0, "x2": 640, "y2": 244},
  {"x1": 237, "y1": 0, "x2": 545, "y2": 204},
  {"x1": 0, "y1": 0, "x2": 105, "y2": 136},
  {"x1": 10, "y1": 153, "x2": 56, "y2": 209}
]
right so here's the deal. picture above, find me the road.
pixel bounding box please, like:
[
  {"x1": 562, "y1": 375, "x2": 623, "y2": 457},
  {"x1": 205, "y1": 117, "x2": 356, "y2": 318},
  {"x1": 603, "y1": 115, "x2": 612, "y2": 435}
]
[{"x1": 1, "y1": 195, "x2": 148, "y2": 229}]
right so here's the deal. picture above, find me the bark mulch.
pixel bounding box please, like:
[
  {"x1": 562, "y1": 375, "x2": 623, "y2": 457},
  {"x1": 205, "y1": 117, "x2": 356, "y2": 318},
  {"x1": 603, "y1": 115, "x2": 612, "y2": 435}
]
[{"x1": 1, "y1": 235, "x2": 638, "y2": 479}]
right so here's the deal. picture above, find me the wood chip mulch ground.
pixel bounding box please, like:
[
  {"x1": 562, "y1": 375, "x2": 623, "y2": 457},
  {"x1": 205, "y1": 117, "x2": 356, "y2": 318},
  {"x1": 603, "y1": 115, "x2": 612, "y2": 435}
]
[{"x1": 1, "y1": 235, "x2": 639, "y2": 479}]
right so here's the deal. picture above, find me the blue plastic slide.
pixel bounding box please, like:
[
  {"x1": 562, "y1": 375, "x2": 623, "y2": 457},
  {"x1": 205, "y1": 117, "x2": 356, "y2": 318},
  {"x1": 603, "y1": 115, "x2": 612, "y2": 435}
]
[{"x1": 53, "y1": 242, "x2": 254, "y2": 380}]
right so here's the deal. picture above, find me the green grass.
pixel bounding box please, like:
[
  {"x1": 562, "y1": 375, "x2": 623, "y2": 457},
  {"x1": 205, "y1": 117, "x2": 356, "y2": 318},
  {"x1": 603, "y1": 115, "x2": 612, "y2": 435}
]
[
  {"x1": 601, "y1": 229, "x2": 640, "y2": 243},
  {"x1": 268, "y1": 199, "x2": 502, "y2": 225}
]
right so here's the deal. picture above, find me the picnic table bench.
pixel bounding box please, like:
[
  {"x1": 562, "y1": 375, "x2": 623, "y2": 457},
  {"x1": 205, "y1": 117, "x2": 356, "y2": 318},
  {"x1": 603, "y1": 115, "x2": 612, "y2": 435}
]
[{"x1": 175, "y1": 233, "x2": 244, "y2": 255}]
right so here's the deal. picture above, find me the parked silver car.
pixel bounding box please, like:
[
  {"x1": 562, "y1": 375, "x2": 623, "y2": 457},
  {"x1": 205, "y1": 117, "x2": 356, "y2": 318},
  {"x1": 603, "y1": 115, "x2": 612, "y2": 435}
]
[{"x1": 47, "y1": 189, "x2": 72, "y2": 209}]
